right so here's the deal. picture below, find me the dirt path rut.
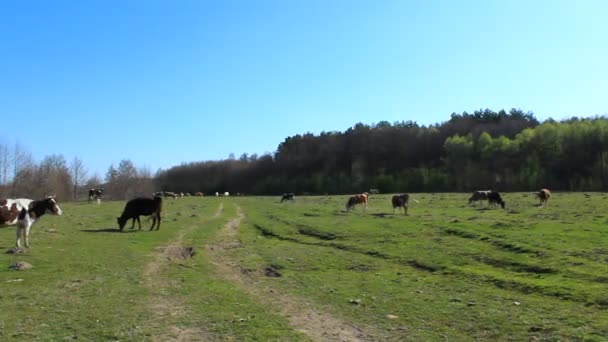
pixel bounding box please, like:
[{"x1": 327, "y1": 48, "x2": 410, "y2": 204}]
[
  {"x1": 142, "y1": 203, "x2": 225, "y2": 341},
  {"x1": 206, "y1": 206, "x2": 373, "y2": 342}
]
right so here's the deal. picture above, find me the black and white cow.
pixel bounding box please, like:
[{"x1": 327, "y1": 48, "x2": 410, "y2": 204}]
[
  {"x1": 468, "y1": 190, "x2": 492, "y2": 205},
  {"x1": 88, "y1": 188, "x2": 103, "y2": 203},
  {"x1": 488, "y1": 191, "x2": 506, "y2": 209},
  {"x1": 0, "y1": 197, "x2": 63, "y2": 247}
]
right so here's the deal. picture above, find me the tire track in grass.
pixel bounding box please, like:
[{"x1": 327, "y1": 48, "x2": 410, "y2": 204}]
[
  {"x1": 206, "y1": 206, "x2": 375, "y2": 342},
  {"x1": 142, "y1": 203, "x2": 225, "y2": 342}
]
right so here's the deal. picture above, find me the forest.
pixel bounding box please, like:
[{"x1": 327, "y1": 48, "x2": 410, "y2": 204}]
[
  {"x1": 156, "y1": 108, "x2": 608, "y2": 195},
  {"x1": 2, "y1": 108, "x2": 608, "y2": 199}
]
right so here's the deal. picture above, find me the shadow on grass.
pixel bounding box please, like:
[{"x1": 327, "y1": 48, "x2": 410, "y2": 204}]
[
  {"x1": 80, "y1": 228, "x2": 141, "y2": 233},
  {"x1": 371, "y1": 213, "x2": 393, "y2": 218}
]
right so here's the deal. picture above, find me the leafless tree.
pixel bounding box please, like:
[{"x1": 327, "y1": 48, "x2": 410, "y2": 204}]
[{"x1": 70, "y1": 156, "x2": 88, "y2": 201}]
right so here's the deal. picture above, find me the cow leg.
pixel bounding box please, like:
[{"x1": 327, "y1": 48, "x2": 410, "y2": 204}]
[
  {"x1": 24, "y1": 224, "x2": 32, "y2": 247},
  {"x1": 15, "y1": 226, "x2": 23, "y2": 247},
  {"x1": 404, "y1": 206, "x2": 409, "y2": 215},
  {"x1": 150, "y1": 215, "x2": 156, "y2": 231},
  {"x1": 136, "y1": 216, "x2": 142, "y2": 230},
  {"x1": 130, "y1": 218, "x2": 136, "y2": 230},
  {"x1": 155, "y1": 212, "x2": 161, "y2": 230}
]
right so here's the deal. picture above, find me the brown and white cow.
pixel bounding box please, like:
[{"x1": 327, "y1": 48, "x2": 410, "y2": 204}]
[
  {"x1": 346, "y1": 192, "x2": 369, "y2": 211},
  {"x1": 535, "y1": 188, "x2": 551, "y2": 207},
  {"x1": 1, "y1": 197, "x2": 63, "y2": 247}
]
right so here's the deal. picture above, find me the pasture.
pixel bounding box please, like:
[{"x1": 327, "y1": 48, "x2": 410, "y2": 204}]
[{"x1": 1, "y1": 193, "x2": 607, "y2": 341}]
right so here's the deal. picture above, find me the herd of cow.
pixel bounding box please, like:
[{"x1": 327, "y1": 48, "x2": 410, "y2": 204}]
[
  {"x1": 338, "y1": 188, "x2": 551, "y2": 214},
  {"x1": 0, "y1": 188, "x2": 552, "y2": 249}
]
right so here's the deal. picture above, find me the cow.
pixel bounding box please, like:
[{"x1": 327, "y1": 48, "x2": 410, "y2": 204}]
[
  {"x1": 154, "y1": 191, "x2": 177, "y2": 199},
  {"x1": 535, "y1": 188, "x2": 551, "y2": 207},
  {"x1": 280, "y1": 193, "x2": 295, "y2": 202},
  {"x1": 195, "y1": 192, "x2": 203, "y2": 196},
  {"x1": 2, "y1": 197, "x2": 63, "y2": 248},
  {"x1": 488, "y1": 191, "x2": 506, "y2": 209},
  {"x1": 468, "y1": 190, "x2": 492, "y2": 205},
  {"x1": 88, "y1": 188, "x2": 103, "y2": 203},
  {"x1": 346, "y1": 192, "x2": 369, "y2": 211},
  {"x1": 392, "y1": 194, "x2": 410, "y2": 215},
  {"x1": 117, "y1": 196, "x2": 162, "y2": 231}
]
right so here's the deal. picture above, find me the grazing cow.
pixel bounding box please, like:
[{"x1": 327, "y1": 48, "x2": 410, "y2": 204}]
[
  {"x1": 195, "y1": 192, "x2": 203, "y2": 196},
  {"x1": 8, "y1": 197, "x2": 63, "y2": 248},
  {"x1": 224, "y1": 192, "x2": 230, "y2": 197},
  {"x1": 88, "y1": 188, "x2": 103, "y2": 203},
  {"x1": 535, "y1": 188, "x2": 551, "y2": 207},
  {"x1": 468, "y1": 190, "x2": 492, "y2": 205},
  {"x1": 346, "y1": 192, "x2": 369, "y2": 211},
  {"x1": 117, "y1": 197, "x2": 162, "y2": 231},
  {"x1": 488, "y1": 191, "x2": 506, "y2": 209},
  {"x1": 280, "y1": 193, "x2": 295, "y2": 202},
  {"x1": 392, "y1": 194, "x2": 411, "y2": 215}
]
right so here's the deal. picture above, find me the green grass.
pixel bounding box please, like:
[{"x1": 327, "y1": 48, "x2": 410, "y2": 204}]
[{"x1": 1, "y1": 193, "x2": 607, "y2": 341}]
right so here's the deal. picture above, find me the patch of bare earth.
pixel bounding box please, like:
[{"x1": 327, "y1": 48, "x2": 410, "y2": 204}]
[
  {"x1": 142, "y1": 203, "x2": 225, "y2": 342},
  {"x1": 206, "y1": 207, "x2": 375, "y2": 342},
  {"x1": 214, "y1": 203, "x2": 224, "y2": 218}
]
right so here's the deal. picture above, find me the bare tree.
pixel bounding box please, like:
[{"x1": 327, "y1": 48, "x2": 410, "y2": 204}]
[
  {"x1": 0, "y1": 143, "x2": 10, "y2": 196},
  {"x1": 37, "y1": 154, "x2": 72, "y2": 200},
  {"x1": 70, "y1": 156, "x2": 88, "y2": 201}
]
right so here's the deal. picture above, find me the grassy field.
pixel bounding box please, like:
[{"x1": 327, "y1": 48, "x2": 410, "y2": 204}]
[{"x1": 1, "y1": 193, "x2": 607, "y2": 341}]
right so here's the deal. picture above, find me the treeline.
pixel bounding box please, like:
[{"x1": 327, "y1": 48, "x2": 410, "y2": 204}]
[
  {"x1": 157, "y1": 109, "x2": 552, "y2": 194},
  {"x1": 0, "y1": 143, "x2": 154, "y2": 201},
  {"x1": 161, "y1": 108, "x2": 608, "y2": 194},
  {"x1": 6, "y1": 108, "x2": 607, "y2": 199}
]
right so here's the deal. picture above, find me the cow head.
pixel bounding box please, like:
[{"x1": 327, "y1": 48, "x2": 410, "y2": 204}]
[
  {"x1": 117, "y1": 216, "x2": 128, "y2": 230},
  {"x1": 41, "y1": 197, "x2": 62, "y2": 215}
]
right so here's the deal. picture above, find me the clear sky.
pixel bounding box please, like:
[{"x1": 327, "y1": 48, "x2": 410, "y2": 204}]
[{"x1": 1, "y1": 0, "x2": 607, "y2": 177}]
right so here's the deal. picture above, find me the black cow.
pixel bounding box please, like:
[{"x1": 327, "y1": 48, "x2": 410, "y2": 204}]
[
  {"x1": 280, "y1": 193, "x2": 295, "y2": 202},
  {"x1": 117, "y1": 197, "x2": 162, "y2": 231},
  {"x1": 88, "y1": 188, "x2": 103, "y2": 203},
  {"x1": 391, "y1": 194, "x2": 410, "y2": 215}
]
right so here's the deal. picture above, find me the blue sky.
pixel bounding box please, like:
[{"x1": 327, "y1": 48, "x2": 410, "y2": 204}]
[{"x1": 1, "y1": 0, "x2": 607, "y2": 177}]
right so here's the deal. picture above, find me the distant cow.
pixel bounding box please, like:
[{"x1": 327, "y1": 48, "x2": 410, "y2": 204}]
[
  {"x1": 280, "y1": 193, "x2": 295, "y2": 202},
  {"x1": 468, "y1": 190, "x2": 492, "y2": 205},
  {"x1": 0, "y1": 197, "x2": 63, "y2": 247},
  {"x1": 195, "y1": 192, "x2": 203, "y2": 196},
  {"x1": 117, "y1": 197, "x2": 162, "y2": 231},
  {"x1": 488, "y1": 191, "x2": 506, "y2": 209},
  {"x1": 154, "y1": 191, "x2": 177, "y2": 199},
  {"x1": 88, "y1": 188, "x2": 103, "y2": 203},
  {"x1": 392, "y1": 194, "x2": 410, "y2": 215},
  {"x1": 535, "y1": 188, "x2": 551, "y2": 207},
  {"x1": 346, "y1": 192, "x2": 369, "y2": 211}
]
